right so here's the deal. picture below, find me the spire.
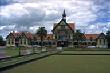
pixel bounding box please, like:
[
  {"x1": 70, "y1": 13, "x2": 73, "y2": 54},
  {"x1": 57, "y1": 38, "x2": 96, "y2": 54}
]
[{"x1": 62, "y1": 9, "x2": 66, "y2": 21}]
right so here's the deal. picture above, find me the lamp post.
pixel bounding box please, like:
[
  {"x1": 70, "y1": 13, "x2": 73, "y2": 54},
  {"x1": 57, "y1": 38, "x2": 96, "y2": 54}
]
[{"x1": 18, "y1": 47, "x2": 21, "y2": 56}]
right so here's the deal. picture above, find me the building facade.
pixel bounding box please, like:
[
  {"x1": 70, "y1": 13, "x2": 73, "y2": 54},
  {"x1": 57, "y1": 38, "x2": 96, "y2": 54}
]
[
  {"x1": 96, "y1": 33, "x2": 108, "y2": 48},
  {"x1": 52, "y1": 10, "x2": 75, "y2": 47},
  {"x1": 6, "y1": 10, "x2": 108, "y2": 48}
]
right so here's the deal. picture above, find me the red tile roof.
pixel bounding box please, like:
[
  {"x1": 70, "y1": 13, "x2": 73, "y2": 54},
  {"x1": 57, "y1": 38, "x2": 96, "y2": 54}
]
[
  {"x1": 23, "y1": 32, "x2": 33, "y2": 39},
  {"x1": 12, "y1": 33, "x2": 21, "y2": 38},
  {"x1": 34, "y1": 34, "x2": 53, "y2": 40},
  {"x1": 9, "y1": 32, "x2": 33, "y2": 39},
  {"x1": 68, "y1": 23, "x2": 75, "y2": 30},
  {"x1": 45, "y1": 34, "x2": 53, "y2": 40},
  {"x1": 84, "y1": 34, "x2": 99, "y2": 40}
]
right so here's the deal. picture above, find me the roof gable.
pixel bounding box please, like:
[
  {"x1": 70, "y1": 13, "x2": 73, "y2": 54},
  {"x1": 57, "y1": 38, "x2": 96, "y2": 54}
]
[
  {"x1": 97, "y1": 33, "x2": 106, "y2": 39},
  {"x1": 53, "y1": 19, "x2": 74, "y2": 32},
  {"x1": 21, "y1": 32, "x2": 33, "y2": 40},
  {"x1": 6, "y1": 32, "x2": 21, "y2": 39}
]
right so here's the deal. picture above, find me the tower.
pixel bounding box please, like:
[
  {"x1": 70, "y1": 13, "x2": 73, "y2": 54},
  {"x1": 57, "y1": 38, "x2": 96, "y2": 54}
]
[{"x1": 62, "y1": 9, "x2": 66, "y2": 21}]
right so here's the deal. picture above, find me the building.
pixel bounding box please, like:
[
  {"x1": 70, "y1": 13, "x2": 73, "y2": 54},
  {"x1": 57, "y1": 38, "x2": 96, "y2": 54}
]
[
  {"x1": 33, "y1": 34, "x2": 54, "y2": 46},
  {"x1": 6, "y1": 32, "x2": 21, "y2": 46},
  {"x1": 6, "y1": 10, "x2": 108, "y2": 48},
  {"x1": 84, "y1": 34, "x2": 99, "y2": 47},
  {"x1": 96, "y1": 33, "x2": 108, "y2": 48},
  {"x1": 18, "y1": 32, "x2": 33, "y2": 46},
  {"x1": 6, "y1": 31, "x2": 53, "y2": 47},
  {"x1": 52, "y1": 10, "x2": 75, "y2": 47},
  {"x1": 6, "y1": 32, "x2": 33, "y2": 47}
]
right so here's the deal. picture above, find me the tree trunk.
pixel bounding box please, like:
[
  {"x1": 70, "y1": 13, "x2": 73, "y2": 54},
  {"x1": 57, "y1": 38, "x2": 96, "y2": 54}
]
[
  {"x1": 41, "y1": 35, "x2": 43, "y2": 50},
  {"x1": 18, "y1": 47, "x2": 21, "y2": 56}
]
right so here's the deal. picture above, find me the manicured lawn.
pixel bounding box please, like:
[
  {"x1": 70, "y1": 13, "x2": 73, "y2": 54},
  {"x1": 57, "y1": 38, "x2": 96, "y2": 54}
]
[
  {"x1": 61, "y1": 51, "x2": 110, "y2": 54},
  {"x1": 0, "y1": 52, "x2": 53, "y2": 68},
  {"x1": 6, "y1": 47, "x2": 19, "y2": 57},
  {"x1": 5, "y1": 47, "x2": 34, "y2": 57},
  {"x1": 63, "y1": 47, "x2": 110, "y2": 51},
  {"x1": 3, "y1": 55, "x2": 110, "y2": 73}
]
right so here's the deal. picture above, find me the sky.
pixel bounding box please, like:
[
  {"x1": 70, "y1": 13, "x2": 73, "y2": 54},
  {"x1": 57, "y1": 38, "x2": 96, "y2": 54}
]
[{"x1": 0, "y1": 0, "x2": 110, "y2": 39}]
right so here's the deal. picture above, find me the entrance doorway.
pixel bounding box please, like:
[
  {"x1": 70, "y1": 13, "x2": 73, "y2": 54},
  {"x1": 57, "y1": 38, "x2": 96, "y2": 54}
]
[{"x1": 57, "y1": 41, "x2": 68, "y2": 47}]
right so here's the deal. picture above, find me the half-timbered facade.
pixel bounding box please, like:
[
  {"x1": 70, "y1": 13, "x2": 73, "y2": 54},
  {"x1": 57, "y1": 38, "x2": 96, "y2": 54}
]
[
  {"x1": 6, "y1": 10, "x2": 108, "y2": 48},
  {"x1": 52, "y1": 10, "x2": 75, "y2": 47},
  {"x1": 6, "y1": 32, "x2": 21, "y2": 46},
  {"x1": 96, "y1": 33, "x2": 108, "y2": 48}
]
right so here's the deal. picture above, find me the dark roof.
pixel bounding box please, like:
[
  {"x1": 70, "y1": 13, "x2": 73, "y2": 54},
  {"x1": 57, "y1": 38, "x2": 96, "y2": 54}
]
[{"x1": 97, "y1": 33, "x2": 106, "y2": 39}]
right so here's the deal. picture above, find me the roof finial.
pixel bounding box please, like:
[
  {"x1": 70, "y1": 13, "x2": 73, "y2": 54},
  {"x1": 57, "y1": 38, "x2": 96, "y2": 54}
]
[{"x1": 62, "y1": 9, "x2": 66, "y2": 21}]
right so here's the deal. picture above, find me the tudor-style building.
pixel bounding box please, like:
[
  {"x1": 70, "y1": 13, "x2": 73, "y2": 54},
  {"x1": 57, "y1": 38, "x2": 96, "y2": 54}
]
[
  {"x1": 96, "y1": 33, "x2": 108, "y2": 48},
  {"x1": 52, "y1": 10, "x2": 75, "y2": 47},
  {"x1": 84, "y1": 34, "x2": 99, "y2": 47},
  {"x1": 33, "y1": 34, "x2": 54, "y2": 46},
  {"x1": 6, "y1": 31, "x2": 54, "y2": 47},
  {"x1": 6, "y1": 32, "x2": 20, "y2": 46},
  {"x1": 18, "y1": 32, "x2": 33, "y2": 46},
  {"x1": 6, "y1": 10, "x2": 108, "y2": 48},
  {"x1": 6, "y1": 32, "x2": 33, "y2": 47}
]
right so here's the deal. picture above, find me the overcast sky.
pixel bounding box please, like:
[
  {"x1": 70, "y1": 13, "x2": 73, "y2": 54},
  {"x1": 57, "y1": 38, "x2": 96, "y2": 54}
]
[{"x1": 0, "y1": 0, "x2": 110, "y2": 39}]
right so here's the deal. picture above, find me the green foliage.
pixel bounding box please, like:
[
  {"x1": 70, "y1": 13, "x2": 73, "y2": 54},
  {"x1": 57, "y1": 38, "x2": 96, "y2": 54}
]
[
  {"x1": 0, "y1": 36, "x2": 6, "y2": 46},
  {"x1": 106, "y1": 30, "x2": 110, "y2": 48},
  {"x1": 74, "y1": 29, "x2": 84, "y2": 40},
  {"x1": 36, "y1": 27, "x2": 47, "y2": 46},
  {"x1": 0, "y1": 36, "x2": 3, "y2": 42},
  {"x1": 36, "y1": 27, "x2": 47, "y2": 38}
]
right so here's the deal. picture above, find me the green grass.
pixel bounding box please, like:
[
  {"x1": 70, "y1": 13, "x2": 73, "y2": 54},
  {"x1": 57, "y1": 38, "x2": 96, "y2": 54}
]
[
  {"x1": 63, "y1": 47, "x2": 110, "y2": 51},
  {"x1": 61, "y1": 51, "x2": 110, "y2": 54},
  {"x1": 0, "y1": 51, "x2": 54, "y2": 68},
  {"x1": 3, "y1": 55, "x2": 110, "y2": 73},
  {"x1": 5, "y1": 47, "x2": 35, "y2": 57},
  {"x1": 5, "y1": 46, "x2": 53, "y2": 57},
  {"x1": 6, "y1": 47, "x2": 19, "y2": 57}
]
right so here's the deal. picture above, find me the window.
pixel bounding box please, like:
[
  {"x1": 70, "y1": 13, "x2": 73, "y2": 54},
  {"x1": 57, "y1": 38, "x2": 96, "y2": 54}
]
[
  {"x1": 100, "y1": 39, "x2": 101, "y2": 44},
  {"x1": 61, "y1": 25, "x2": 65, "y2": 29},
  {"x1": 12, "y1": 41, "x2": 14, "y2": 44},
  {"x1": 55, "y1": 36, "x2": 57, "y2": 39},
  {"x1": 36, "y1": 42, "x2": 38, "y2": 45},
  {"x1": 12, "y1": 39, "x2": 14, "y2": 44},
  {"x1": 8, "y1": 39, "x2": 10, "y2": 44},
  {"x1": 21, "y1": 39, "x2": 22, "y2": 44},
  {"x1": 104, "y1": 39, "x2": 105, "y2": 45},
  {"x1": 24, "y1": 39, "x2": 26, "y2": 45}
]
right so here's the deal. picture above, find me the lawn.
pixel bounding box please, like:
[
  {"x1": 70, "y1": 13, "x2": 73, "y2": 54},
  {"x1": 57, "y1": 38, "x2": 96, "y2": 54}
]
[
  {"x1": 6, "y1": 47, "x2": 19, "y2": 57},
  {"x1": 61, "y1": 51, "x2": 110, "y2": 54},
  {"x1": 2, "y1": 55, "x2": 110, "y2": 73}
]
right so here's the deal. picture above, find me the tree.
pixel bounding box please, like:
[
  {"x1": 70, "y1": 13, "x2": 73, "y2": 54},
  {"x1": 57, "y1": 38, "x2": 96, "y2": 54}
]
[
  {"x1": 73, "y1": 30, "x2": 84, "y2": 48},
  {"x1": 0, "y1": 36, "x2": 5, "y2": 46},
  {"x1": 106, "y1": 30, "x2": 110, "y2": 48},
  {"x1": 0, "y1": 36, "x2": 3, "y2": 42},
  {"x1": 36, "y1": 27, "x2": 47, "y2": 49}
]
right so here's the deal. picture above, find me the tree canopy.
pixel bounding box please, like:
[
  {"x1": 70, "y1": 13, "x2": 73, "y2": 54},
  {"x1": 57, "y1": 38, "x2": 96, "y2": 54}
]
[
  {"x1": 36, "y1": 27, "x2": 47, "y2": 46},
  {"x1": 106, "y1": 30, "x2": 110, "y2": 48},
  {"x1": 0, "y1": 36, "x2": 3, "y2": 42}
]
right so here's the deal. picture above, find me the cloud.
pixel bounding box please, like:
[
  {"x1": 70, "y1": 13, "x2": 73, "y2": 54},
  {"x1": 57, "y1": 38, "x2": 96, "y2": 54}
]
[{"x1": 0, "y1": 0, "x2": 110, "y2": 39}]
